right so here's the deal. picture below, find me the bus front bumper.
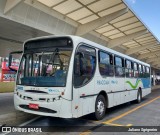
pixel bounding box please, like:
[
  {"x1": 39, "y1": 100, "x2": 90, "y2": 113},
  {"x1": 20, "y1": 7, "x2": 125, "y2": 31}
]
[{"x1": 14, "y1": 93, "x2": 72, "y2": 118}]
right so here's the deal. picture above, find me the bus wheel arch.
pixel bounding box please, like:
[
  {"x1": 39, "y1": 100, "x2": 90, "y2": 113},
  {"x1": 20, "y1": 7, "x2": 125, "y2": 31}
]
[{"x1": 98, "y1": 91, "x2": 108, "y2": 108}]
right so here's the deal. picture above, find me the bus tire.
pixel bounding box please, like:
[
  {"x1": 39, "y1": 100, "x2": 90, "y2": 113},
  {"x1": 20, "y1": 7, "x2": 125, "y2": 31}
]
[
  {"x1": 94, "y1": 95, "x2": 106, "y2": 120},
  {"x1": 136, "y1": 89, "x2": 142, "y2": 103}
]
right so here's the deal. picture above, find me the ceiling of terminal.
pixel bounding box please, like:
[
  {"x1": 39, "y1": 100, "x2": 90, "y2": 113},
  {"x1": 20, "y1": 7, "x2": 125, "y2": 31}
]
[
  {"x1": 2, "y1": 0, "x2": 160, "y2": 68},
  {"x1": 0, "y1": 17, "x2": 49, "y2": 43},
  {"x1": 0, "y1": 17, "x2": 50, "y2": 57},
  {"x1": 35, "y1": 0, "x2": 160, "y2": 67}
]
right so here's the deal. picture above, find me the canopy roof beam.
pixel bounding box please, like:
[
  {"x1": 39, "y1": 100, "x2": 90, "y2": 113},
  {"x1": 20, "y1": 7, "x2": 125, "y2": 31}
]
[
  {"x1": 151, "y1": 58, "x2": 160, "y2": 64},
  {"x1": 146, "y1": 56, "x2": 159, "y2": 63},
  {"x1": 151, "y1": 60, "x2": 160, "y2": 66},
  {"x1": 107, "y1": 30, "x2": 148, "y2": 48},
  {"x1": 75, "y1": 8, "x2": 128, "y2": 36},
  {"x1": 137, "y1": 50, "x2": 160, "y2": 60},
  {"x1": 4, "y1": 0, "x2": 24, "y2": 14},
  {"x1": 125, "y1": 43, "x2": 158, "y2": 55}
]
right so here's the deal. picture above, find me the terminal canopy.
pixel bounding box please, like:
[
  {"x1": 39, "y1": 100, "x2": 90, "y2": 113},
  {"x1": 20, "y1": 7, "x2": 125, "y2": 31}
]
[{"x1": 3, "y1": 0, "x2": 160, "y2": 69}]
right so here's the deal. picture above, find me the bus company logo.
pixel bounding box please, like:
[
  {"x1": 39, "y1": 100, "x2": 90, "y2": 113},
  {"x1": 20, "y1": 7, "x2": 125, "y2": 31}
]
[
  {"x1": 17, "y1": 86, "x2": 23, "y2": 90},
  {"x1": 111, "y1": 80, "x2": 118, "y2": 84},
  {"x1": 97, "y1": 80, "x2": 109, "y2": 85},
  {"x1": 48, "y1": 89, "x2": 59, "y2": 93}
]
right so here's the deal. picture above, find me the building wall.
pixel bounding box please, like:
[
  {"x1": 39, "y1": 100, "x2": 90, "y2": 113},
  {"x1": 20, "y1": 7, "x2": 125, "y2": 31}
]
[{"x1": 0, "y1": 39, "x2": 22, "y2": 57}]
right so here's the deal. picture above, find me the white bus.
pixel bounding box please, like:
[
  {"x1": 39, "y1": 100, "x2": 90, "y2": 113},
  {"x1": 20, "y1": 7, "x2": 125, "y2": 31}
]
[{"x1": 9, "y1": 35, "x2": 151, "y2": 120}]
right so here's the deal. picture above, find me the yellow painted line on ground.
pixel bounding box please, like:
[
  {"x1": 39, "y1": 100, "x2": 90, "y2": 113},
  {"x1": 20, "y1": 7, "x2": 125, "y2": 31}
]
[
  {"x1": 79, "y1": 122, "x2": 131, "y2": 135},
  {"x1": 80, "y1": 96, "x2": 160, "y2": 135},
  {"x1": 104, "y1": 96, "x2": 160, "y2": 123},
  {"x1": 80, "y1": 118, "x2": 126, "y2": 126},
  {"x1": 79, "y1": 130, "x2": 92, "y2": 135},
  {"x1": 126, "y1": 124, "x2": 133, "y2": 127},
  {"x1": 103, "y1": 122, "x2": 124, "y2": 126}
]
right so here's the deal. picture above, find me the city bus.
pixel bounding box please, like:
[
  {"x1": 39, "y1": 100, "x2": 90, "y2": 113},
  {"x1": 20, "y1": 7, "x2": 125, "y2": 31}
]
[{"x1": 9, "y1": 35, "x2": 151, "y2": 120}]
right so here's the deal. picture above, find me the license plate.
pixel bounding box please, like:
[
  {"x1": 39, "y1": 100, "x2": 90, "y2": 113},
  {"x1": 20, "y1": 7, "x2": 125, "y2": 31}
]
[{"x1": 29, "y1": 103, "x2": 39, "y2": 110}]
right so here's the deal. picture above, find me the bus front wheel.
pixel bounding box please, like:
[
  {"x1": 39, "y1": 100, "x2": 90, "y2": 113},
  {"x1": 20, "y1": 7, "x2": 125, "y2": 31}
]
[{"x1": 94, "y1": 95, "x2": 106, "y2": 120}]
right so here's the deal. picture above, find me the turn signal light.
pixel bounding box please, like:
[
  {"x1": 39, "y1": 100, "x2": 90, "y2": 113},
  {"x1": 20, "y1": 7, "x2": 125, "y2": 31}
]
[
  {"x1": 75, "y1": 106, "x2": 78, "y2": 109},
  {"x1": 61, "y1": 92, "x2": 64, "y2": 95}
]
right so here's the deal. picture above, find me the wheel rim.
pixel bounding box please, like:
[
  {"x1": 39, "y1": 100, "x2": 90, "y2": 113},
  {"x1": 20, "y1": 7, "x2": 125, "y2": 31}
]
[{"x1": 97, "y1": 100, "x2": 105, "y2": 116}]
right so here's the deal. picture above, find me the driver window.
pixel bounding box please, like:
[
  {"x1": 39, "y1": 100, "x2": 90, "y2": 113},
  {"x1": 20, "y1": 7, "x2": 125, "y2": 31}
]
[{"x1": 74, "y1": 45, "x2": 96, "y2": 87}]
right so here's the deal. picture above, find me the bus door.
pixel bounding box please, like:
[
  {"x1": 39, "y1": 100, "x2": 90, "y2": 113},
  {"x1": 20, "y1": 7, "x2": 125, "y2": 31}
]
[
  {"x1": 72, "y1": 45, "x2": 96, "y2": 117},
  {"x1": 112, "y1": 56, "x2": 125, "y2": 105}
]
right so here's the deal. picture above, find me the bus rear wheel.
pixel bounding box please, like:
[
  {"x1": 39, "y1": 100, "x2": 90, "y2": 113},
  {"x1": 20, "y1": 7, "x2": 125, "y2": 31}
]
[
  {"x1": 136, "y1": 89, "x2": 142, "y2": 103},
  {"x1": 94, "y1": 95, "x2": 106, "y2": 120}
]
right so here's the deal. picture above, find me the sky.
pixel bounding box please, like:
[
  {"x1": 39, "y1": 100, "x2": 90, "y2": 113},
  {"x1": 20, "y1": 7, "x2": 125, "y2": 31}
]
[{"x1": 124, "y1": 0, "x2": 160, "y2": 42}]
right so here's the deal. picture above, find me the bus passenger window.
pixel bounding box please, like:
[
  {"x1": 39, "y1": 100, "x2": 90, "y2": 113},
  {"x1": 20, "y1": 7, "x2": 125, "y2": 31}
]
[
  {"x1": 133, "y1": 63, "x2": 138, "y2": 78},
  {"x1": 114, "y1": 56, "x2": 125, "y2": 77},
  {"x1": 139, "y1": 64, "x2": 143, "y2": 78},
  {"x1": 125, "y1": 60, "x2": 133, "y2": 77},
  {"x1": 142, "y1": 65, "x2": 146, "y2": 78},
  {"x1": 74, "y1": 45, "x2": 96, "y2": 87},
  {"x1": 146, "y1": 67, "x2": 150, "y2": 78},
  {"x1": 99, "y1": 51, "x2": 114, "y2": 76}
]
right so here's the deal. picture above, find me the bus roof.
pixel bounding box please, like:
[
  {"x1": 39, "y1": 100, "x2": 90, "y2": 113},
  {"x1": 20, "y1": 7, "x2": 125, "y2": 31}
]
[{"x1": 24, "y1": 35, "x2": 150, "y2": 67}]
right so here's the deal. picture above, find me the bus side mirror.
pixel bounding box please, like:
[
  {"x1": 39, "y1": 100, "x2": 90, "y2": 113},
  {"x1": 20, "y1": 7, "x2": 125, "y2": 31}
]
[{"x1": 8, "y1": 51, "x2": 23, "y2": 72}]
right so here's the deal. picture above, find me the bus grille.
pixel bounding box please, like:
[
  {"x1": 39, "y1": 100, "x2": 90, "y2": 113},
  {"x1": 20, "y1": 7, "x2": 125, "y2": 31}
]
[{"x1": 19, "y1": 105, "x2": 57, "y2": 114}]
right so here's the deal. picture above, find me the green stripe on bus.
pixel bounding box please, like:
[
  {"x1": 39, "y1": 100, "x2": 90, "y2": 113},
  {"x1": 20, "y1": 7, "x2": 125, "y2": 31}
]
[{"x1": 126, "y1": 80, "x2": 141, "y2": 89}]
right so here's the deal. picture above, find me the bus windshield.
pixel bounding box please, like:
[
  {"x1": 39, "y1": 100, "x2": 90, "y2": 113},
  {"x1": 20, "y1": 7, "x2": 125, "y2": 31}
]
[
  {"x1": 17, "y1": 50, "x2": 72, "y2": 87},
  {"x1": 17, "y1": 37, "x2": 73, "y2": 87}
]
